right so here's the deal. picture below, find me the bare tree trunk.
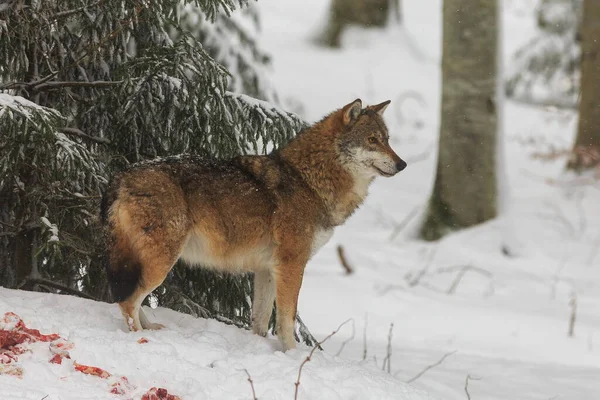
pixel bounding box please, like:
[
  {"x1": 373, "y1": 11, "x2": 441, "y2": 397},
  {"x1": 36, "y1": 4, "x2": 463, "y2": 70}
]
[
  {"x1": 318, "y1": 0, "x2": 392, "y2": 48},
  {"x1": 568, "y1": 0, "x2": 600, "y2": 170},
  {"x1": 420, "y1": 0, "x2": 499, "y2": 241},
  {"x1": 12, "y1": 38, "x2": 41, "y2": 289}
]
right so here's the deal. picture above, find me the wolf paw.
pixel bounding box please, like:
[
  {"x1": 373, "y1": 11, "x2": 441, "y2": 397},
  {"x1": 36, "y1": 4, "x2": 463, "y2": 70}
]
[
  {"x1": 252, "y1": 326, "x2": 268, "y2": 337},
  {"x1": 143, "y1": 322, "x2": 165, "y2": 330}
]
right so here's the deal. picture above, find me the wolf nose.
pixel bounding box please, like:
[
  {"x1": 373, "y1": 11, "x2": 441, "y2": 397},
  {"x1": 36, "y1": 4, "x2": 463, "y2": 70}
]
[{"x1": 396, "y1": 159, "x2": 407, "y2": 172}]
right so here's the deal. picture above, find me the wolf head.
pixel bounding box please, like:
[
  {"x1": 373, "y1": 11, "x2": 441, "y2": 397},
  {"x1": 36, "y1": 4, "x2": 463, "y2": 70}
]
[{"x1": 337, "y1": 99, "x2": 407, "y2": 178}]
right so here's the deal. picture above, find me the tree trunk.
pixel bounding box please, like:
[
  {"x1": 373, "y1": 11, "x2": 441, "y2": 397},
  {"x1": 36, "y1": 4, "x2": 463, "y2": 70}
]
[
  {"x1": 568, "y1": 0, "x2": 600, "y2": 170},
  {"x1": 420, "y1": 0, "x2": 499, "y2": 241},
  {"x1": 14, "y1": 229, "x2": 37, "y2": 289},
  {"x1": 318, "y1": 0, "x2": 392, "y2": 48}
]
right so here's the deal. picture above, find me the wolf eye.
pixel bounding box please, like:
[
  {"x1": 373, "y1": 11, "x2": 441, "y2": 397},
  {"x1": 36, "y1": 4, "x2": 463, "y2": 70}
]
[{"x1": 368, "y1": 137, "x2": 377, "y2": 144}]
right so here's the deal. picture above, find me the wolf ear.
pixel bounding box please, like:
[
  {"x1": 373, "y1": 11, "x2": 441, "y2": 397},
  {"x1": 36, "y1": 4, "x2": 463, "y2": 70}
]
[
  {"x1": 368, "y1": 100, "x2": 391, "y2": 116},
  {"x1": 342, "y1": 98, "x2": 362, "y2": 125}
]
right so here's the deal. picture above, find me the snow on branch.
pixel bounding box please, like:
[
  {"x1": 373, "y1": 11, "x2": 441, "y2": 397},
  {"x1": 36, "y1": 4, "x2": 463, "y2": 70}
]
[
  {"x1": 0, "y1": 93, "x2": 63, "y2": 123},
  {"x1": 225, "y1": 91, "x2": 306, "y2": 153}
]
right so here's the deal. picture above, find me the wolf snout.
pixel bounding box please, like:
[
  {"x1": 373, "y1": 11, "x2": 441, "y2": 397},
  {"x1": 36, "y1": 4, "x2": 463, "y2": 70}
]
[{"x1": 396, "y1": 158, "x2": 407, "y2": 172}]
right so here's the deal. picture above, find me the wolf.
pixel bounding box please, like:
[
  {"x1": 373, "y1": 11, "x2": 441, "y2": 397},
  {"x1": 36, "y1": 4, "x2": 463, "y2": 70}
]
[{"x1": 101, "y1": 99, "x2": 406, "y2": 351}]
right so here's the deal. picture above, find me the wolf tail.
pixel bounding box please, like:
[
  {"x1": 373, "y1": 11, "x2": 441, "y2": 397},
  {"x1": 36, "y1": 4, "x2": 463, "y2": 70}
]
[
  {"x1": 101, "y1": 185, "x2": 142, "y2": 303},
  {"x1": 106, "y1": 256, "x2": 142, "y2": 303}
]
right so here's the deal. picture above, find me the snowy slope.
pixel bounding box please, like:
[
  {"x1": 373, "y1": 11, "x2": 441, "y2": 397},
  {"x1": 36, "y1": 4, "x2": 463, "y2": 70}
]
[
  {"x1": 2, "y1": 1, "x2": 599, "y2": 400},
  {"x1": 0, "y1": 288, "x2": 437, "y2": 400},
  {"x1": 256, "y1": 0, "x2": 600, "y2": 399}
]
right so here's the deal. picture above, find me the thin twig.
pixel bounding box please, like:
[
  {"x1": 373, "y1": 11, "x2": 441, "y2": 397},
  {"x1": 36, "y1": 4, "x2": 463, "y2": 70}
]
[
  {"x1": 243, "y1": 369, "x2": 258, "y2": 400},
  {"x1": 381, "y1": 323, "x2": 394, "y2": 374},
  {"x1": 294, "y1": 319, "x2": 351, "y2": 400},
  {"x1": 435, "y1": 265, "x2": 493, "y2": 295},
  {"x1": 407, "y1": 246, "x2": 437, "y2": 287},
  {"x1": 389, "y1": 205, "x2": 420, "y2": 242},
  {"x1": 335, "y1": 319, "x2": 355, "y2": 356},
  {"x1": 1, "y1": 80, "x2": 123, "y2": 91},
  {"x1": 404, "y1": 350, "x2": 457, "y2": 383},
  {"x1": 465, "y1": 375, "x2": 480, "y2": 400},
  {"x1": 49, "y1": 0, "x2": 104, "y2": 20},
  {"x1": 362, "y1": 313, "x2": 368, "y2": 361},
  {"x1": 21, "y1": 278, "x2": 98, "y2": 300},
  {"x1": 59, "y1": 127, "x2": 111, "y2": 145},
  {"x1": 569, "y1": 291, "x2": 577, "y2": 337},
  {"x1": 336, "y1": 245, "x2": 354, "y2": 274}
]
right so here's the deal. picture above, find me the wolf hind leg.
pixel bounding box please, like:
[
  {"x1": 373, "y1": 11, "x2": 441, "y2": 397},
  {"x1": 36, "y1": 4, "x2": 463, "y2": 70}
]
[
  {"x1": 117, "y1": 258, "x2": 176, "y2": 332},
  {"x1": 114, "y1": 221, "x2": 188, "y2": 332},
  {"x1": 252, "y1": 269, "x2": 276, "y2": 337}
]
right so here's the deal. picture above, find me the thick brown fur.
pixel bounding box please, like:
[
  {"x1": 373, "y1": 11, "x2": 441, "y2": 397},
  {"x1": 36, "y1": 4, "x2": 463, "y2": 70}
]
[{"x1": 102, "y1": 99, "x2": 406, "y2": 350}]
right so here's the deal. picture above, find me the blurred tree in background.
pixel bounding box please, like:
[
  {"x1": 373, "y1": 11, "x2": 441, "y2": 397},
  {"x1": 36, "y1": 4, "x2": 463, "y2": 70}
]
[
  {"x1": 0, "y1": 0, "x2": 316, "y2": 345},
  {"x1": 318, "y1": 0, "x2": 401, "y2": 47},
  {"x1": 421, "y1": 0, "x2": 500, "y2": 241},
  {"x1": 506, "y1": 0, "x2": 599, "y2": 171},
  {"x1": 568, "y1": 0, "x2": 600, "y2": 171},
  {"x1": 506, "y1": 0, "x2": 582, "y2": 108}
]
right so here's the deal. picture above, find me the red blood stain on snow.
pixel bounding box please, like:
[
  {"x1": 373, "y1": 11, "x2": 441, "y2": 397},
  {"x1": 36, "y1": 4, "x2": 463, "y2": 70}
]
[
  {"x1": 49, "y1": 353, "x2": 64, "y2": 364},
  {"x1": 1, "y1": 312, "x2": 182, "y2": 399},
  {"x1": 74, "y1": 361, "x2": 112, "y2": 379},
  {"x1": 142, "y1": 387, "x2": 182, "y2": 400},
  {"x1": 0, "y1": 312, "x2": 60, "y2": 378}
]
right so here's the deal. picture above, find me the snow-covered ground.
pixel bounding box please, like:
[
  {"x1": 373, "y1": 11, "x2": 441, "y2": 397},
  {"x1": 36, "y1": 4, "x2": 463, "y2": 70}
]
[
  {"x1": 2, "y1": 1, "x2": 599, "y2": 399},
  {"x1": 256, "y1": 0, "x2": 600, "y2": 399},
  {"x1": 0, "y1": 289, "x2": 435, "y2": 399}
]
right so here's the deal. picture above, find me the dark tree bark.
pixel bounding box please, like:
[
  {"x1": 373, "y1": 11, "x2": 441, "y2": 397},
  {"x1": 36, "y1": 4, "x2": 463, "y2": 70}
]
[
  {"x1": 318, "y1": 0, "x2": 394, "y2": 48},
  {"x1": 420, "y1": 0, "x2": 500, "y2": 241},
  {"x1": 568, "y1": 0, "x2": 600, "y2": 170}
]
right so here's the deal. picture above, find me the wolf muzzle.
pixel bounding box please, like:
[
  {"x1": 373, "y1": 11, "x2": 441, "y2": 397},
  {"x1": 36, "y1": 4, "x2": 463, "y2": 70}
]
[{"x1": 396, "y1": 159, "x2": 407, "y2": 172}]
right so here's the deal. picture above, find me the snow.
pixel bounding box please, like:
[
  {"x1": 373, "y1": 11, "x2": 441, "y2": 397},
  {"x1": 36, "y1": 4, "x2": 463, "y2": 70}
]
[
  {"x1": 0, "y1": 93, "x2": 45, "y2": 112},
  {"x1": 40, "y1": 217, "x2": 59, "y2": 243},
  {"x1": 254, "y1": 0, "x2": 600, "y2": 399},
  {"x1": 3, "y1": 1, "x2": 600, "y2": 399},
  {"x1": 0, "y1": 289, "x2": 435, "y2": 400},
  {"x1": 0, "y1": 93, "x2": 61, "y2": 120}
]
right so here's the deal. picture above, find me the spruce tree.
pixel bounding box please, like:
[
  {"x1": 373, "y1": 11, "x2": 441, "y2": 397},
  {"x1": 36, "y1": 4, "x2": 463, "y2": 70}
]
[
  {"x1": 0, "y1": 0, "x2": 316, "y2": 345},
  {"x1": 506, "y1": 0, "x2": 582, "y2": 108}
]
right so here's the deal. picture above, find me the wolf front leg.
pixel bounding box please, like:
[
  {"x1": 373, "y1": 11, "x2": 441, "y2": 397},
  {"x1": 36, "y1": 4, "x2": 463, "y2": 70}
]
[
  {"x1": 274, "y1": 261, "x2": 306, "y2": 351},
  {"x1": 252, "y1": 269, "x2": 276, "y2": 337}
]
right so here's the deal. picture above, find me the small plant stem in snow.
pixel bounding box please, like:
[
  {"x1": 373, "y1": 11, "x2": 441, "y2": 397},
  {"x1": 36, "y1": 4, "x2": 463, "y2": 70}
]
[
  {"x1": 382, "y1": 323, "x2": 394, "y2": 374},
  {"x1": 294, "y1": 319, "x2": 351, "y2": 400},
  {"x1": 243, "y1": 369, "x2": 257, "y2": 400},
  {"x1": 404, "y1": 350, "x2": 457, "y2": 383},
  {"x1": 336, "y1": 245, "x2": 354, "y2": 274},
  {"x1": 464, "y1": 374, "x2": 480, "y2": 400},
  {"x1": 335, "y1": 319, "x2": 355, "y2": 356},
  {"x1": 569, "y1": 291, "x2": 577, "y2": 337},
  {"x1": 362, "y1": 313, "x2": 368, "y2": 361}
]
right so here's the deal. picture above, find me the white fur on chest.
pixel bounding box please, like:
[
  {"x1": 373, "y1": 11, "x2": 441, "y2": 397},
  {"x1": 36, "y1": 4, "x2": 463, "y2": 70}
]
[
  {"x1": 311, "y1": 228, "x2": 334, "y2": 257},
  {"x1": 351, "y1": 170, "x2": 373, "y2": 200}
]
